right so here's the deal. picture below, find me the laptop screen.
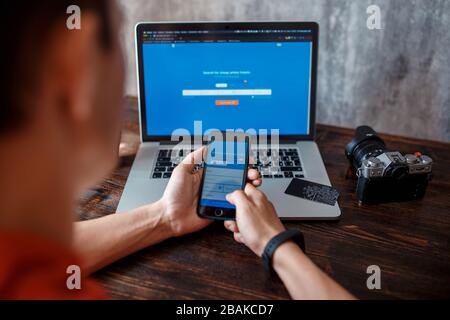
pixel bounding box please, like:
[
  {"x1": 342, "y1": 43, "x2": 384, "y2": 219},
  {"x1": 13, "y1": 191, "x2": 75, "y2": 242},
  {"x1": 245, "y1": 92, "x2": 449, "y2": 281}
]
[{"x1": 139, "y1": 24, "x2": 316, "y2": 138}]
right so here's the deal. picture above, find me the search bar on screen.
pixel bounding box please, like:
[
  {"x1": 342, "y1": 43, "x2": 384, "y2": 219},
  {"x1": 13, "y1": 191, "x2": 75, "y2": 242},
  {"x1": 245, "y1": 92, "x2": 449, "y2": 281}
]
[{"x1": 182, "y1": 89, "x2": 272, "y2": 96}]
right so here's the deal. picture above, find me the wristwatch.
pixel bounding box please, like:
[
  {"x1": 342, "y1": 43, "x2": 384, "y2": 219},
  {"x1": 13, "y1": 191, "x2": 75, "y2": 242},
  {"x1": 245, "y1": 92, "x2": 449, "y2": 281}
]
[{"x1": 262, "y1": 229, "x2": 306, "y2": 273}]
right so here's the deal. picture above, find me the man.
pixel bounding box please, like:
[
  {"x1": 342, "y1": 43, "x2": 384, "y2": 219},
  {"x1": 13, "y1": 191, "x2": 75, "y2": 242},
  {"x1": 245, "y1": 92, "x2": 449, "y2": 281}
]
[{"x1": 0, "y1": 1, "x2": 352, "y2": 299}]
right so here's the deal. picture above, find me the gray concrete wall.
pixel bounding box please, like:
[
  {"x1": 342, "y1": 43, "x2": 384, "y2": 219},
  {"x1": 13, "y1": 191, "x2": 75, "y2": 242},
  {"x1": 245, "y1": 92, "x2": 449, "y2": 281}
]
[{"x1": 118, "y1": 0, "x2": 450, "y2": 142}]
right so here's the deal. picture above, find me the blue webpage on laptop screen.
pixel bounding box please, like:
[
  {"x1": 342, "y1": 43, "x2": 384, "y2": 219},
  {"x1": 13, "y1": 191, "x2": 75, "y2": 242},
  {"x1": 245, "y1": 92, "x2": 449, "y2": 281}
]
[{"x1": 141, "y1": 29, "x2": 313, "y2": 136}]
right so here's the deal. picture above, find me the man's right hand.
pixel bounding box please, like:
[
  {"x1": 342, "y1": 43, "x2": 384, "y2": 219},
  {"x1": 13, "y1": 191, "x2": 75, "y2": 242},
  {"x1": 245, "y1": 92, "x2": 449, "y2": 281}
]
[{"x1": 224, "y1": 183, "x2": 286, "y2": 256}]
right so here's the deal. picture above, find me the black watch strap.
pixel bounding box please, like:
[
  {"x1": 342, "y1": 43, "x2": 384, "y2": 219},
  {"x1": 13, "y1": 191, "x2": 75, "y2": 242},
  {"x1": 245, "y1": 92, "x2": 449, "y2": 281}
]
[{"x1": 262, "y1": 229, "x2": 305, "y2": 273}]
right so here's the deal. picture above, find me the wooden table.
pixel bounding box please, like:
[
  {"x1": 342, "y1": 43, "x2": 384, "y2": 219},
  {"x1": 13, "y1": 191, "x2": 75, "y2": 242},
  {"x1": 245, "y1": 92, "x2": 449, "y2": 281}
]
[{"x1": 79, "y1": 97, "x2": 450, "y2": 299}]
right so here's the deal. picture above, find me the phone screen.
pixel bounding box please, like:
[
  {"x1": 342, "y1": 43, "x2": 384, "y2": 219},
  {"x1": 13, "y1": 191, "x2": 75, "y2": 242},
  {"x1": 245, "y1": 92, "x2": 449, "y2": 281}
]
[{"x1": 198, "y1": 138, "x2": 248, "y2": 218}]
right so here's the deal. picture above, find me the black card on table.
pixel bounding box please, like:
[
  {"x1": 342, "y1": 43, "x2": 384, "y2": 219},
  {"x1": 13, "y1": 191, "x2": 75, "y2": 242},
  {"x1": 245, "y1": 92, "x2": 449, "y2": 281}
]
[{"x1": 284, "y1": 178, "x2": 339, "y2": 206}]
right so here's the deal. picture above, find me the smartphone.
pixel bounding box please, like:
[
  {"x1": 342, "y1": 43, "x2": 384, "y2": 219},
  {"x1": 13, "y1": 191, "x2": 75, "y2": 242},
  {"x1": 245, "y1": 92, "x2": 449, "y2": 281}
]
[{"x1": 197, "y1": 136, "x2": 250, "y2": 220}]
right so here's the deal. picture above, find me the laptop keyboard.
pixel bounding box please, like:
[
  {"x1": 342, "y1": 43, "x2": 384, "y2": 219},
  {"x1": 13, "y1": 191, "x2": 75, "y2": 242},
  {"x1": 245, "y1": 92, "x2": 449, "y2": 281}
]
[
  {"x1": 151, "y1": 148, "x2": 304, "y2": 179},
  {"x1": 151, "y1": 149, "x2": 194, "y2": 179},
  {"x1": 251, "y1": 148, "x2": 304, "y2": 179}
]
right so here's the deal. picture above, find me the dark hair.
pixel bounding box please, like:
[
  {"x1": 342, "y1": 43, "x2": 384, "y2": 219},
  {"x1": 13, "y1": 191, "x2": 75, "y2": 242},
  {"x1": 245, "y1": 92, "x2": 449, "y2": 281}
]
[{"x1": 0, "y1": 1, "x2": 111, "y2": 133}]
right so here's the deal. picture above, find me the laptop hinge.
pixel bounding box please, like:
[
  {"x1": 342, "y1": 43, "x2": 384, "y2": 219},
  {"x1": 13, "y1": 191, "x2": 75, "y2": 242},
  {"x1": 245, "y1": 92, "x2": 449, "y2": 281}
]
[
  {"x1": 158, "y1": 140, "x2": 208, "y2": 146},
  {"x1": 156, "y1": 137, "x2": 301, "y2": 145},
  {"x1": 278, "y1": 138, "x2": 300, "y2": 144}
]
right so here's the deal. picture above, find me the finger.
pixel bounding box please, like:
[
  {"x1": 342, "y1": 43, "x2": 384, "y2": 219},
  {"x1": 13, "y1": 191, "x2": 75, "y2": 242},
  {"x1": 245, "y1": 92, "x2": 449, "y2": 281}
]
[
  {"x1": 247, "y1": 168, "x2": 262, "y2": 187},
  {"x1": 178, "y1": 146, "x2": 206, "y2": 172},
  {"x1": 195, "y1": 214, "x2": 214, "y2": 228},
  {"x1": 245, "y1": 183, "x2": 267, "y2": 203},
  {"x1": 247, "y1": 168, "x2": 260, "y2": 181},
  {"x1": 233, "y1": 232, "x2": 244, "y2": 243},
  {"x1": 244, "y1": 182, "x2": 260, "y2": 197},
  {"x1": 251, "y1": 178, "x2": 262, "y2": 187},
  {"x1": 224, "y1": 220, "x2": 239, "y2": 233},
  {"x1": 225, "y1": 189, "x2": 249, "y2": 206},
  {"x1": 193, "y1": 166, "x2": 204, "y2": 180}
]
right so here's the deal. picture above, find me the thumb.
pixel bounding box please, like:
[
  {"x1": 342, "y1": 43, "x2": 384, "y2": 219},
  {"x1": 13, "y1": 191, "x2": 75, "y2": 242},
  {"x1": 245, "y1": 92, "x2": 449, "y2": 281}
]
[{"x1": 178, "y1": 146, "x2": 205, "y2": 173}]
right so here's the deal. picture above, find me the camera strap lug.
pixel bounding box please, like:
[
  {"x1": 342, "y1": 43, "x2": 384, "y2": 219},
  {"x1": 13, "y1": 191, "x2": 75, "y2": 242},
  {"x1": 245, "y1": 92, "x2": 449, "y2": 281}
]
[{"x1": 356, "y1": 168, "x2": 362, "y2": 178}]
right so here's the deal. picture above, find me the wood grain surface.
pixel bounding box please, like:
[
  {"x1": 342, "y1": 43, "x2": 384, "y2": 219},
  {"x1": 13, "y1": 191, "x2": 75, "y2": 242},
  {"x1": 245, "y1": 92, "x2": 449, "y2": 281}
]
[{"x1": 78, "y1": 97, "x2": 450, "y2": 299}]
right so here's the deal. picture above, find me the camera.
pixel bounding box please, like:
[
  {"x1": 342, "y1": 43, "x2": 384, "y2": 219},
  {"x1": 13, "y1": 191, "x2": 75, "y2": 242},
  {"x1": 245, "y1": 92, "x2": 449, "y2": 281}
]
[{"x1": 345, "y1": 126, "x2": 433, "y2": 204}]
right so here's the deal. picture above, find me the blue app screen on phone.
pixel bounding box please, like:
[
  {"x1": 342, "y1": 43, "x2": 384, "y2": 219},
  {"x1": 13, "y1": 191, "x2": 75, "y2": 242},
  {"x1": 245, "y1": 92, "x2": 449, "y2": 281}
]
[{"x1": 200, "y1": 140, "x2": 247, "y2": 209}]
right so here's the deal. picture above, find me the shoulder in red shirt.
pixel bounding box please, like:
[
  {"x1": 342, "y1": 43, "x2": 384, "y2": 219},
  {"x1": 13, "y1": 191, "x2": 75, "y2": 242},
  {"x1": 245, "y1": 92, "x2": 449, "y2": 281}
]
[{"x1": 0, "y1": 231, "x2": 108, "y2": 300}]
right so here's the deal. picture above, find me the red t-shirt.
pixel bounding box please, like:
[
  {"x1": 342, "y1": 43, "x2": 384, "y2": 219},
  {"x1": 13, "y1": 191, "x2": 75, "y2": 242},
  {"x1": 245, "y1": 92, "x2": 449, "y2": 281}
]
[{"x1": 0, "y1": 232, "x2": 108, "y2": 299}]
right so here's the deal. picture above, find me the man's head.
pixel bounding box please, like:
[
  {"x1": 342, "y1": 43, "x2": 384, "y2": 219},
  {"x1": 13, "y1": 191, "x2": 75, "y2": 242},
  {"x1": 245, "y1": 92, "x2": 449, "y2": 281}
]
[{"x1": 0, "y1": 1, "x2": 124, "y2": 192}]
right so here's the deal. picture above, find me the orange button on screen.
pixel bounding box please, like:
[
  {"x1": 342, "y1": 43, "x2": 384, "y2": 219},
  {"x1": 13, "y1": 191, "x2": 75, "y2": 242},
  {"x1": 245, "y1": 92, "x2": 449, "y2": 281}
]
[{"x1": 215, "y1": 99, "x2": 239, "y2": 106}]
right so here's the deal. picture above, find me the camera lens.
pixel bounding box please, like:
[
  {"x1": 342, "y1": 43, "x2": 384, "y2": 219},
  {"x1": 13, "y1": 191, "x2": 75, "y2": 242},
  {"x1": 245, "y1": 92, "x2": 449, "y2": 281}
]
[
  {"x1": 386, "y1": 165, "x2": 408, "y2": 180},
  {"x1": 351, "y1": 140, "x2": 386, "y2": 168},
  {"x1": 345, "y1": 126, "x2": 386, "y2": 169}
]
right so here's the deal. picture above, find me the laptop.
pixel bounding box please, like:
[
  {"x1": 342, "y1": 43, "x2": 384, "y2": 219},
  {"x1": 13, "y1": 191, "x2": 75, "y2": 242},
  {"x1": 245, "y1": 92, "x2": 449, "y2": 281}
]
[{"x1": 117, "y1": 22, "x2": 341, "y2": 219}]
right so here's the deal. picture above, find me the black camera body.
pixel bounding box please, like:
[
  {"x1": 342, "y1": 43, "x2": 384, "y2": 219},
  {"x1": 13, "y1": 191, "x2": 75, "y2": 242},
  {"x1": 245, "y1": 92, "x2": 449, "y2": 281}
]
[{"x1": 345, "y1": 126, "x2": 433, "y2": 204}]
